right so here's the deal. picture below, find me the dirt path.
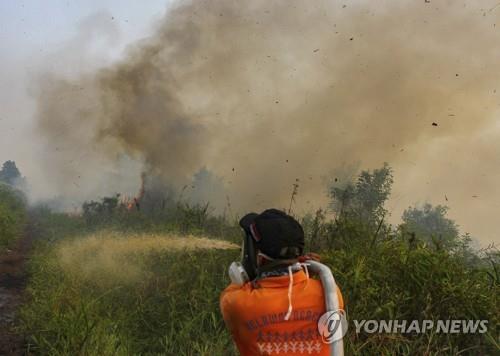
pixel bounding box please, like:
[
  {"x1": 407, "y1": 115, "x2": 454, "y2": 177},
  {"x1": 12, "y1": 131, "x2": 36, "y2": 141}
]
[{"x1": 0, "y1": 223, "x2": 34, "y2": 356}]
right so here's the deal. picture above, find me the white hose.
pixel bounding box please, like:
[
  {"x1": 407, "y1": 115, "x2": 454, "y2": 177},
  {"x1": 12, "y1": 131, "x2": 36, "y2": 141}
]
[{"x1": 306, "y1": 260, "x2": 344, "y2": 356}]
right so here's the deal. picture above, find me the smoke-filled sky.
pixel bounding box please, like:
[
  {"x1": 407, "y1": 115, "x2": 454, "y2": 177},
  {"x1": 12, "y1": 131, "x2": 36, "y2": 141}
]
[{"x1": 1, "y1": 0, "x2": 499, "y2": 246}]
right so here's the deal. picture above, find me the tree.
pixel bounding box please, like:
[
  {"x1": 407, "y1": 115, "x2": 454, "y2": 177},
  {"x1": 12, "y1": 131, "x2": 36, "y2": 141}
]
[
  {"x1": 82, "y1": 194, "x2": 121, "y2": 225},
  {"x1": 0, "y1": 160, "x2": 21, "y2": 186},
  {"x1": 329, "y1": 163, "x2": 393, "y2": 226},
  {"x1": 401, "y1": 203, "x2": 460, "y2": 250},
  {"x1": 185, "y1": 167, "x2": 226, "y2": 213}
]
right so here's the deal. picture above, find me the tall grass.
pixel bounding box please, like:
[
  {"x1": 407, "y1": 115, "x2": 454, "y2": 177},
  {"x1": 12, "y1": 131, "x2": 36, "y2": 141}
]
[
  {"x1": 20, "y1": 201, "x2": 498, "y2": 355},
  {"x1": 0, "y1": 182, "x2": 26, "y2": 250},
  {"x1": 79, "y1": 195, "x2": 240, "y2": 243},
  {"x1": 21, "y1": 230, "x2": 239, "y2": 355},
  {"x1": 324, "y1": 239, "x2": 498, "y2": 355}
]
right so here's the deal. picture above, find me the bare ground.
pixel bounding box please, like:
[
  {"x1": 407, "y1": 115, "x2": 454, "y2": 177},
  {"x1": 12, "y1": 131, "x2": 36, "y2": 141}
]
[{"x1": 0, "y1": 224, "x2": 33, "y2": 356}]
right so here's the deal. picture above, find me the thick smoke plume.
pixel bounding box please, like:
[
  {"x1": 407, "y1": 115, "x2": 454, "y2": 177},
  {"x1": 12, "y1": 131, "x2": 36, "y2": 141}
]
[{"x1": 34, "y1": 0, "x2": 500, "y2": 244}]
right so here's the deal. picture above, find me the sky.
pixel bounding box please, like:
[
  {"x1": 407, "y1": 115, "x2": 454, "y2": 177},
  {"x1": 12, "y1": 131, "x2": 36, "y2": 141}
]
[
  {"x1": 0, "y1": 0, "x2": 169, "y2": 165},
  {"x1": 1, "y1": 0, "x2": 499, "y2": 247}
]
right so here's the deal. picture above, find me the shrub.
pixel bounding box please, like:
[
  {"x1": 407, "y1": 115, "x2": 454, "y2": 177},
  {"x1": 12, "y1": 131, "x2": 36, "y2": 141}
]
[{"x1": 0, "y1": 182, "x2": 26, "y2": 249}]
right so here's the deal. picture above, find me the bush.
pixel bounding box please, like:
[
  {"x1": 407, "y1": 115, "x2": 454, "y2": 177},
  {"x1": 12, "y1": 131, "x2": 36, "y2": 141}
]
[{"x1": 0, "y1": 182, "x2": 26, "y2": 249}]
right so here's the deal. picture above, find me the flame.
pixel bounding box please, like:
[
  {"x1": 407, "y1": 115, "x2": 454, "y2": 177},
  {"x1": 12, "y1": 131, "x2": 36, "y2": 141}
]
[{"x1": 121, "y1": 173, "x2": 146, "y2": 212}]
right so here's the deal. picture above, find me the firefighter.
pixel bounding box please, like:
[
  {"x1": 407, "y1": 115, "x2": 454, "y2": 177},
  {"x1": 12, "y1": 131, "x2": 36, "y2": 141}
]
[{"x1": 220, "y1": 209, "x2": 344, "y2": 355}]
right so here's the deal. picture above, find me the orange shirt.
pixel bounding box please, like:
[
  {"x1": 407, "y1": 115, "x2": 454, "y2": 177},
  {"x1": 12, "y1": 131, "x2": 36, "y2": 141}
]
[{"x1": 220, "y1": 270, "x2": 344, "y2": 356}]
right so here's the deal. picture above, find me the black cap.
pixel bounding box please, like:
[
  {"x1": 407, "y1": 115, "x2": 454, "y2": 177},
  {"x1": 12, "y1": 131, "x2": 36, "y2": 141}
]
[{"x1": 239, "y1": 209, "x2": 304, "y2": 259}]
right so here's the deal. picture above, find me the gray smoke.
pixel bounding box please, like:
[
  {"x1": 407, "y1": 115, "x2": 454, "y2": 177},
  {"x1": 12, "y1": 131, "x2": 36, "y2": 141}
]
[{"x1": 33, "y1": 0, "x2": 500, "y2": 244}]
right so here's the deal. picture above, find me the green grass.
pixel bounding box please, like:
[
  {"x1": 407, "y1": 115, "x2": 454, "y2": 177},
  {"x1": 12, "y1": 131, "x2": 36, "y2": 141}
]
[
  {"x1": 324, "y1": 239, "x2": 499, "y2": 355},
  {"x1": 21, "y1": 230, "x2": 239, "y2": 355},
  {"x1": 19, "y1": 205, "x2": 499, "y2": 355},
  {"x1": 0, "y1": 182, "x2": 26, "y2": 250}
]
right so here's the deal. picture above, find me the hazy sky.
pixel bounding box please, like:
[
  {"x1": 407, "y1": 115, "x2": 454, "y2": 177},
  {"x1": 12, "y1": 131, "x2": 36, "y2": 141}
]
[
  {"x1": 0, "y1": 0, "x2": 168, "y2": 165},
  {"x1": 1, "y1": 1, "x2": 499, "y2": 247}
]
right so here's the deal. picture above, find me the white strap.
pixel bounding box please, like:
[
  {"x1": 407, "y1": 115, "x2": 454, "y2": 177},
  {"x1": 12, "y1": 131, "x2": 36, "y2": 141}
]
[{"x1": 284, "y1": 265, "x2": 294, "y2": 321}]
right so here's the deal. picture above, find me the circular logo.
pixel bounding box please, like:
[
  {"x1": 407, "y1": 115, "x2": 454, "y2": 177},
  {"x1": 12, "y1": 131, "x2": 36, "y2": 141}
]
[{"x1": 317, "y1": 310, "x2": 348, "y2": 344}]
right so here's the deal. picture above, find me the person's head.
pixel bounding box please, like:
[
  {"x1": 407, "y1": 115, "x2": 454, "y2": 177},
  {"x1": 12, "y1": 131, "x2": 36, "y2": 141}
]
[{"x1": 239, "y1": 209, "x2": 305, "y2": 267}]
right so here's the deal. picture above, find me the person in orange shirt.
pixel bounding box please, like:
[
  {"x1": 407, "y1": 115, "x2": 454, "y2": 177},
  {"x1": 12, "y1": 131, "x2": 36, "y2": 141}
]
[{"x1": 220, "y1": 209, "x2": 344, "y2": 356}]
